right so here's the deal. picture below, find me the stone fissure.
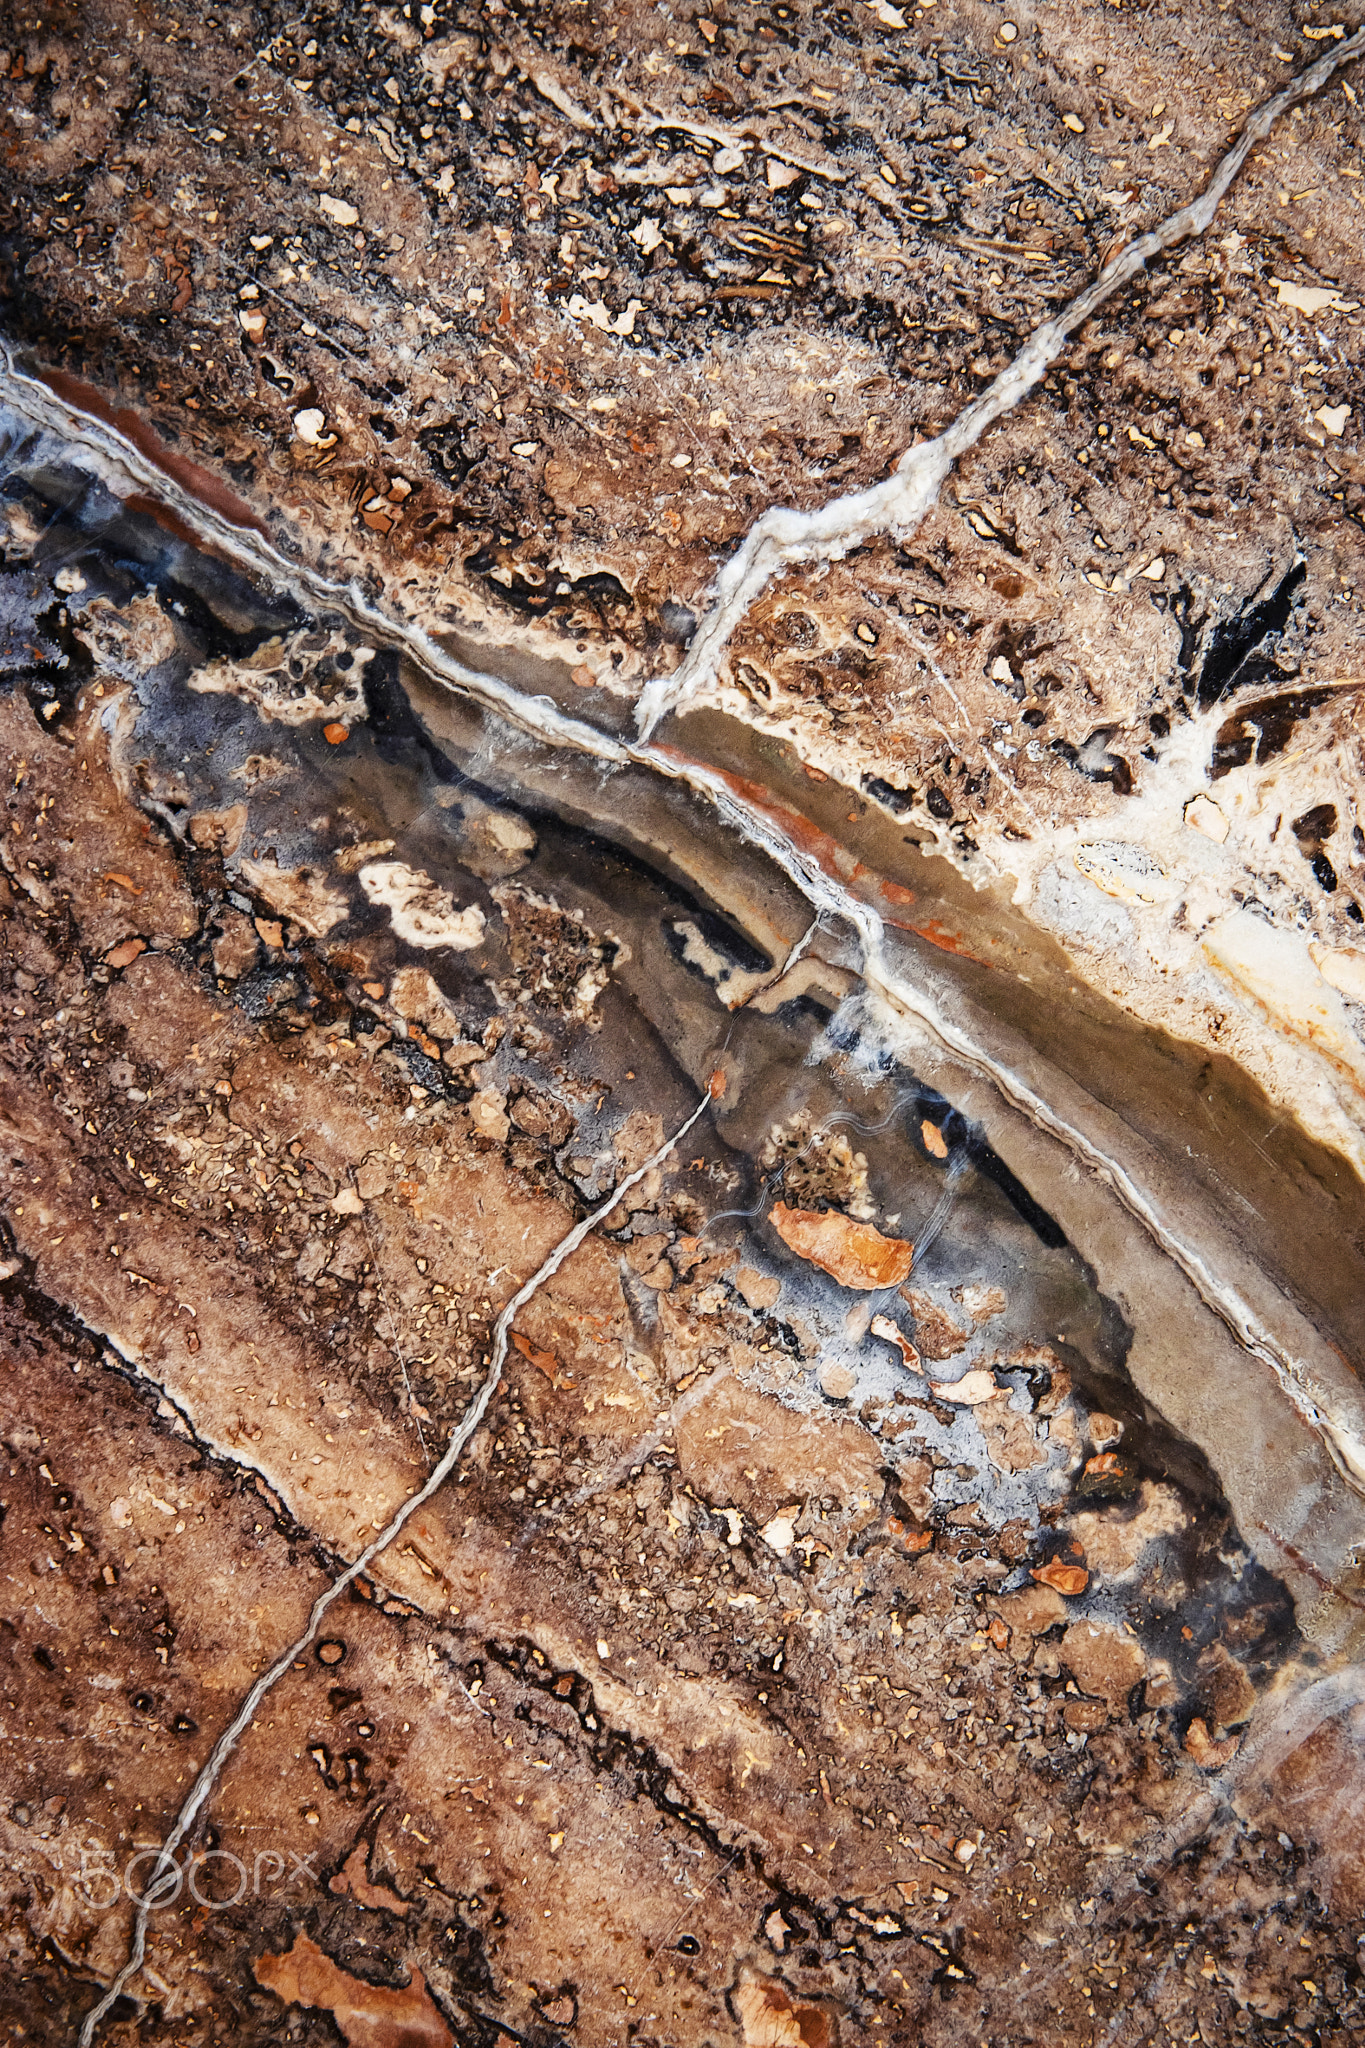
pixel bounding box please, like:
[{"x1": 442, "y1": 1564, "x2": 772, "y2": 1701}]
[
  {"x1": 75, "y1": 1084, "x2": 717, "y2": 2048},
  {"x1": 630, "y1": 27, "x2": 1365, "y2": 737}
]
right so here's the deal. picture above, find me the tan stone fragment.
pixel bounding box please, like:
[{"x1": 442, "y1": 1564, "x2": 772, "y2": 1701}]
[
  {"x1": 1061, "y1": 1619, "x2": 1146, "y2": 1713},
  {"x1": 188, "y1": 802, "x2": 248, "y2": 853},
  {"x1": 388, "y1": 965, "x2": 463, "y2": 1038},
  {"x1": 238, "y1": 854, "x2": 350, "y2": 937},
  {"x1": 977, "y1": 1395, "x2": 1047, "y2": 1471},
  {"x1": 469, "y1": 1087, "x2": 510, "y2": 1144},
  {"x1": 770, "y1": 1202, "x2": 914, "y2": 1289},
  {"x1": 1197, "y1": 1643, "x2": 1256, "y2": 1728},
  {"x1": 991, "y1": 1583, "x2": 1068, "y2": 1636},
  {"x1": 1069, "y1": 1481, "x2": 1185, "y2": 1583},
  {"x1": 737, "y1": 1266, "x2": 782, "y2": 1311},
  {"x1": 255, "y1": 1932, "x2": 449, "y2": 2047},
  {"x1": 901, "y1": 1287, "x2": 970, "y2": 1359}
]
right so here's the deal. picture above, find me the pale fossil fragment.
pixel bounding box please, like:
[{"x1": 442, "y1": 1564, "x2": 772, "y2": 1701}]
[
  {"x1": 190, "y1": 628, "x2": 372, "y2": 729},
  {"x1": 359, "y1": 861, "x2": 486, "y2": 952}
]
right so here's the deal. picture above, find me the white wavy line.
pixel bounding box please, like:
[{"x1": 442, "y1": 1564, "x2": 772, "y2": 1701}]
[
  {"x1": 74, "y1": 1086, "x2": 716, "y2": 2047},
  {"x1": 632, "y1": 27, "x2": 1365, "y2": 737}
]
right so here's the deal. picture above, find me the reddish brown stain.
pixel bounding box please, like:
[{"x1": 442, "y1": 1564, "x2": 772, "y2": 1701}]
[
  {"x1": 34, "y1": 364, "x2": 270, "y2": 539},
  {"x1": 654, "y1": 746, "x2": 989, "y2": 965}
]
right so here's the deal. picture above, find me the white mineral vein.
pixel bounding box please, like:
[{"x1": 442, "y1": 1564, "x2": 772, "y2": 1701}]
[
  {"x1": 632, "y1": 25, "x2": 1365, "y2": 737},
  {"x1": 2, "y1": 82, "x2": 1361, "y2": 1919},
  {"x1": 75, "y1": 1085, "x2": 717, "y2": 2048}
]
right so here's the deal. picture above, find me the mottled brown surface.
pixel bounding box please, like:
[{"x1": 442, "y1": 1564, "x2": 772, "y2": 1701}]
[
  {"x1": 2, "y1": 3, "x2": 1365, "y2": 2044},
  {"x1": 0, "y1": 611, "x2": 1359, "y2": 2046}
]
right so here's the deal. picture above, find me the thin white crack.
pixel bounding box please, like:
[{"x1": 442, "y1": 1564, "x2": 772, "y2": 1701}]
[
  {"x1": 669, "y1": 748, "x2": 1365, "y2": 1497},
  {"x1": 75, "y1": 1082, "x2": 718, "y2": 2048},
  {"x1": 3, "y1": 36, "x2": 1361, "y2": 1538},
  {"x1": 7, "y1": 338, "x2": 1365, "y2": 1500},
  {"x1": 632, "y1": 27, "x2": 1365, "y2": 737}
]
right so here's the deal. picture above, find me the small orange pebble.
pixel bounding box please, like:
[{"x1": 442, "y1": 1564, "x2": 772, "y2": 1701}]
[
  {"x1": 708, "y1": 1066, "x2": 727, "y2": 1099},
  {"x1": 921, "y1": 1119, "x2": 948, "y2": 1159},
  {"x1": 105, "y1": 937, "x2": 147, "y2": 970},
  {"x1": 323, "y1": 722, "x2": 349, "y2": 745},
  {"x1": 362, "y1": 980, "x2": 385, "y2": 1000},
  {"x1": 103, "y1": 871, "x2": 143, "y2": 896},
  {"x1": 1031, "y1": 1560, "x2": 1089, "y2": 1598},
  {"x1": 1083, "y1": 1452, "x2": 1123, "y2": 1479},
  {"x1": 570, "y1": 664, "x2": 595, "y2": 687},
  {"x1": 987, "y1": 1616, "x2": 1010, "y2": 1651}
]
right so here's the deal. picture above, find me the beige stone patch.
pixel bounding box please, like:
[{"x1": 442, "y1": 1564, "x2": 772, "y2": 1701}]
[
  {"x1": 1061, "y1": 1620, "x2": 1146, "y2": 1712},
  {"x1": 468, "y1": 1087, "x2": 510, "y2": 1144},
  {"x1": 1069, "y1": 1481, "x2": 1185, "y2": 1582},
  {"x1": 237, "y1": 854, "x2": 350, "y2": 937},
  {"x1": 1310, "y1": 940, "x2": 1365, "y2": 1006},
  {"x1": 990, "y1": 1582, "x2": 1067, "y2": 1648},
  {"x1": 675, "y1": 1372, "x2": 883, "y2": 1521},
  {"x1": 930, "y1": 1368, "x2": 999, "y2": 1406},
  {"x1": 334, "y1": 837, "x2": 397, "y2": 873},
  {"x1": 1087, "y1": 1412, "x2": 1124, "y2": 1448},
  {"x1": 388, "y1": 965, "x2": 463, "y2": 1039},
  {"x1": 1074, "y1": 839, "x2": 1176, "y2": 906},
  {"x1": 976, "y1": 1395, "x2": 1046, "y2": 1471},
  {"x1": 188, "y1": 803, "x2": 248, "y2": 854},
  {"x1": 737, "y1": 1266, "x2": 782, "y2": 1311},
  {"x1": 72, "y1": 591, "x2": 181, "y2": 676},
  {"x1": 954, "y1": 1281, "x2": 1007, "y2": 1324},
  {"x1": 1184, "y1": 792, "x2": 1229, "y2": 842},
  {"x1": 359, "y1": 861, "x2": 486, "y2": 952},
  {"x1": 190, "y1": 628, "x2": 372, "y2": 728},
  {"x1": 1203, "y1": 910, "x2": 1365, "y2": 1093},
  {"x1": 759, "y1": 1507, "x2": 800, "y2": 1554}
]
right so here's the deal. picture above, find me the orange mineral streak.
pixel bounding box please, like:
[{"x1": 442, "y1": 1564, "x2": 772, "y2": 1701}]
[
  {"x1": 35, "y1": 365, "x2": 271, "y2": 540},
  {"x1": 769, "y1": 1202, "x2": 914, "y2": 1290},
  {"x1": 651, "y1": 748, "x2": 987, "y2": 964}
]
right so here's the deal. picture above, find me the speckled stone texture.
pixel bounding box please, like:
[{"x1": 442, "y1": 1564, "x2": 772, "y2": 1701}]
[{"x1": 1, "y1": 4, "x2": 1365, "y2": 2046}]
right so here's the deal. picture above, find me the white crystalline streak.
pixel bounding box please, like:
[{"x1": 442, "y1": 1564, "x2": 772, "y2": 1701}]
[
  {"x1": 6, "y1": 34, "x2": 1363, "y2": 1541},
  {"x1": 632, "y1": 25, "x2": 1365, "y2": 739}
]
